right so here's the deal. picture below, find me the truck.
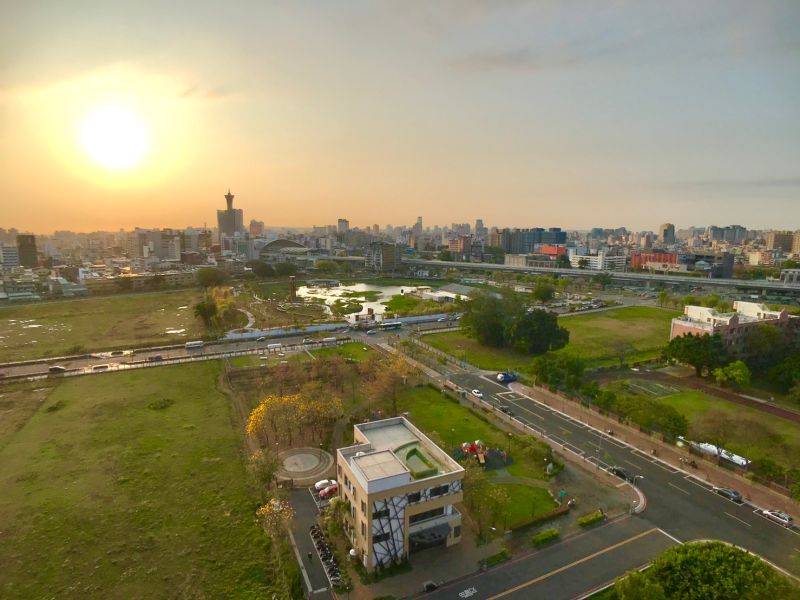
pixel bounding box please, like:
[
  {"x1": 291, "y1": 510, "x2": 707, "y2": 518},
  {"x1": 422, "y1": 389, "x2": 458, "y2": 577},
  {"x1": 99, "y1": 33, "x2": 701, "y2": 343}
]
[{"x1": 496, "y1": 372, "x2": 518, "y2": 384}]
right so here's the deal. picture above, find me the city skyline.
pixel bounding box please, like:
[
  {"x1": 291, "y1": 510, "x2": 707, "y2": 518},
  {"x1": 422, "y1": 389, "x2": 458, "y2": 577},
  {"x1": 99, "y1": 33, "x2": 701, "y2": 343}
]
[{"x1": 2, "y1": 1, "x2": 799, "y2": 232}]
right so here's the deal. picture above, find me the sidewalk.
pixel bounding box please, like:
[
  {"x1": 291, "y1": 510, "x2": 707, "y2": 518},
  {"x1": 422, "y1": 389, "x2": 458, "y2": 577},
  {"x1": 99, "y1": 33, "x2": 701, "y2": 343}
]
[{"x1": 510, "y1": 382, "x2": 800, "y2": 515}]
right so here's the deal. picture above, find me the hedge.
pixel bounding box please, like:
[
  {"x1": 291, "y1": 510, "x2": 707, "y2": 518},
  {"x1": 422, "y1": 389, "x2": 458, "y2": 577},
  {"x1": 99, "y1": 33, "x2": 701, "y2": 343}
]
[
  {"x1": 577, "y1": 510, "x2": 606, "y2": 528},
  {"x1": 531, "y1": 528, "x2": 560, "y2": 547}
]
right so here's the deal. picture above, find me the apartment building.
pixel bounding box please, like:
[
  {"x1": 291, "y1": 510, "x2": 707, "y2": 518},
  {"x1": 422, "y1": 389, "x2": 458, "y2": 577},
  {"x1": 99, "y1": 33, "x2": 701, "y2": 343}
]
[
  {"x1": 670, "y1": 301, "x2": 798, "y2": 354},
  {"x1": 336, "y1": 417, "x2": 464, "y2": 572}
]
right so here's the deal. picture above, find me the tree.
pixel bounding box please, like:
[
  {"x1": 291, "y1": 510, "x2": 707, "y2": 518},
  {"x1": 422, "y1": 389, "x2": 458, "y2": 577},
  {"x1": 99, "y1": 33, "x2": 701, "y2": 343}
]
[
  {"x1": 461, "y1": 292, "x2": 509, "y2": 347},
  {"x1": 657, "y1": 290, "x2": 669, "y2": 307},
  {"x1": 194, "y1": 299, "x2": 217, "y2": 326},
  {"x1": 577, "y1": 258, "x2": 589, "y2": 269},
  {"x1": 767, "y1": 352, "x2": 800, "y2": 393},
  {"x1": 485, "y1": 246, "x2": 505, "y2": 264},
  {"x1": 663, "y1": 333, "x2": 727, "y2": 376},
  {"x1": 556, "y1": 254, "x2": 571, "y2": 268},
  {"x1": 437, "y1": 249, "x2": 452, "y2": 261},
  {"x1": 648, "y1": 541, "x2": 797, "y2": 599},
  {"x1": 592, "y1": 272, "x2": 612, "y2": 290},
  {"x1": 530, "y1": 354, "x2": 584, "y2": 391},
  {"x1": 745, "y1": 324, "x2": 786, "y2": 370},
  {"x1": 315, "y1": 260, "x2": 339, "y2": 274},
  {"x1": 248, "y1": 448, "x2": 279, "y2": 486},
  {"x1": 247, "y1": 260, "x2": 275, "y2": 277},
  {"x1": 274, "y1": 262, "x2": 298, "y2": 276},
  {"x1": 256, "y1": 497, "x2": 295, "y2": 535},
  {"x1": 508, "y1": 310, "x2": 569, "y2": 355},
  {"x1": 366, "y1": 354, "x2": 416, "y2": 416},
  {"x1": 196, "y1": 267, "x2": 229, "y2": 288},
  {"x1": 615, "y1": 570, "x2": 665, "y2": 600},
  {"x1": 712, "y1": 360, "x2": 751, "y2": 388},
  {"x1": 532, "y1": 282, "x2": 555, "y2": 303}
]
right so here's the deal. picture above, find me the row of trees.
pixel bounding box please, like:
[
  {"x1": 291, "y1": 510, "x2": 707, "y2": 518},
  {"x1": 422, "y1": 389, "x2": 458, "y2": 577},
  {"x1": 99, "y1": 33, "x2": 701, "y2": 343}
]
[
  {"x1": 247, "y1": 392, "x2": 343, "y2": 448},
  {"x1": 462, "y1": 290, "x2": 570, "y2": 355}
]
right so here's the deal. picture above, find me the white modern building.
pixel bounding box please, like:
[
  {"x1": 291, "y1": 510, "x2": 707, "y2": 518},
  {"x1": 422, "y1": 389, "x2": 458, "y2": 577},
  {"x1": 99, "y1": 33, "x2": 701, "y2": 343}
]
[
  {"x1": 568, "y1": 251, "x2": 627, "y2": 271},
  {"x1": 336, "y1": 417, "x2": 464, "y2": 572}
]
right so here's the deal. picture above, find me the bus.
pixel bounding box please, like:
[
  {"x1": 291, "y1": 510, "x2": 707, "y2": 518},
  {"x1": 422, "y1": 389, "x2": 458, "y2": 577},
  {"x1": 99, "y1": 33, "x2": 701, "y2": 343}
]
[
  {"x1": 379, "y1": 321, "x2": 403, "y2": 331},
  {"x1": 185, "y1": 341, "x2": 205, "y2": 350}
]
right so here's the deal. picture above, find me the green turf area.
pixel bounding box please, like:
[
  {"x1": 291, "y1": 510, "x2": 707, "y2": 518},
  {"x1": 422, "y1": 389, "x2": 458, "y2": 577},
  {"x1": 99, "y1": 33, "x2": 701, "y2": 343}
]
[
  {"x1": 0, "y1": 290, "x2": 207, "y2": 362},
  {"x1": 424, "y1": 306, "x2": 677, "y2": 372},
  {"x1": 0, "y1": 362, "x2": 291, "y2": 599},
  {"x1": 314, "y1": 341, "x2": 371, "y2": 362},
  {"x1": 382, "y1": 294, "x2": 454, "y2": 317},
  {"x1": 397, "y1": 386, "x2": 550, "y2": 481},
  {"x1": 658, "y1": 390, "x2": 800, "y2": 471},
  {"x1": 555, "y1": 306, "x2": 678, "y2": 367},
  {"x1": 500, "y1": 484, "x2": 557, "y2": 529}
]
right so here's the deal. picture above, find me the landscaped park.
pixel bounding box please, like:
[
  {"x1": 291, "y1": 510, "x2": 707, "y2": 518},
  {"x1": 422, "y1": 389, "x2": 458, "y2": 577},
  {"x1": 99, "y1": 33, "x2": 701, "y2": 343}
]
[
  {"x1": 0, "y1": 362, "x2": 299, "y2": 599},
  {"x1": 424, "y1": 305, "x2": 678, "y2": 374}
]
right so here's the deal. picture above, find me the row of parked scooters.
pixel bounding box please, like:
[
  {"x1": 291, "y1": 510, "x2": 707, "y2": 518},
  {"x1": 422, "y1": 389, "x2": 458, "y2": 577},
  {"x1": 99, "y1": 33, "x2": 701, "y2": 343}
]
[{"x1": 309, "y1": 524, "x2": 343, "y2": 587}]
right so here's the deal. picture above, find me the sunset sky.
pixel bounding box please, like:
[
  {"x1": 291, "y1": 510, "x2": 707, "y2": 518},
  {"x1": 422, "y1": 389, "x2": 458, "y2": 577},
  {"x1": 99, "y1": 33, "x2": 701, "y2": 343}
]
[{"x1": 1, "y1": 1, "x2": 798, "y2": 233}]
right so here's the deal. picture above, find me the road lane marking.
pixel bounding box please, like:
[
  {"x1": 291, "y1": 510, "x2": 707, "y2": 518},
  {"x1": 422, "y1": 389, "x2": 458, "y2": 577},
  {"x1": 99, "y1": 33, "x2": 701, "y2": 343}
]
[
  {"x1": 623, "y1": 459, "x2": 642, "y2": 470},
  {"x1": 683, "y1": 476, "x2": 715, "y2": 492},
  {"x1": 487, "y1": 528, "x2": 661, "y2": 599},
  {"x1": 668, "y1": 482, "x2": 690, "y2": 496},
  {"x1": 724, "y1": 512, "x2": 752, "y2": 527},
  {"x1": 657, "y1": 528, "x2": 684, "y2": 544}
]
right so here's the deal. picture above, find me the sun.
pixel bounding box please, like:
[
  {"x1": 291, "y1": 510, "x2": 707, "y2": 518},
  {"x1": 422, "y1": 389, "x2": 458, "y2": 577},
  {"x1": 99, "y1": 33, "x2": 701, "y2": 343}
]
[{"x1": 79, "y1": 107, "x2": 149, "y2": 170}]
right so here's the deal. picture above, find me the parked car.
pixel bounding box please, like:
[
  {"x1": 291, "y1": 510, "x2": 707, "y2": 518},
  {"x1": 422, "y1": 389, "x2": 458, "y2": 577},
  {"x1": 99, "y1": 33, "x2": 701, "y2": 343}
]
[
  {"x1": 499, "y1": 406, "x2": 514, "y2": 416},
  {"x1": 761, "y1": 510, "x2": 793, "y2": 527},
  {"x1": 366, "y1": 329, "x2": 377, "y2": 335},
  {"x1": 319, "y1": 484, "x2": 339, "y2": 499},
  {"x1": 256, "y1": 336, "x2": 266, "y2": 342},
  {"x1": 608, "y1": 466, "x2": 633, "y2": 482},
  {"x1": 713, "y1": 487, "x2": 743, "y2": 503},
  {"x1": 48, "y1": 365, "x2": 67, "y2": 373},
  {"x1": 314, "y1": 479, "x2": 337, "y2": 491},
  {"x1": 471, "y1": 389, "x2": 484, "y2": 399},
  {"x1": 302, "y1": 338, "x2": 314, "y2": 344},
  {"x1": 437, "y1": 317, "x2": 447, "y2": 322},
  {"x1": 92, "y1": 364, "x2": 110, "y2": 372},
  {"x1": 147, "y1": 354, "x2": 163, "y2": 362}
]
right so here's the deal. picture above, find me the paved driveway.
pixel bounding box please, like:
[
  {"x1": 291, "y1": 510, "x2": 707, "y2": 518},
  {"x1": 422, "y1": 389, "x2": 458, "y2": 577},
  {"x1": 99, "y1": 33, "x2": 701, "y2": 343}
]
[{"x1": 289, "y1": 488, "x2": 334, "y2": 599}]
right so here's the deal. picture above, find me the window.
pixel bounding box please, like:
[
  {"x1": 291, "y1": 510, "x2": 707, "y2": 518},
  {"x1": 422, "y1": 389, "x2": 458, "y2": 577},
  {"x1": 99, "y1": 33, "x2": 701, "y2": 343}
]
[
  {"x1": 344, "y1": 475, "x2": 350, "y2": 488},
  {"x1": 338, "y1": 465, "x2": 342, "y2": 476},
  {"x1": 361, "y1": 501, "x2": 366, "y2": 515},
  {"x1": 430, "y1": 484, "x2": 449, "y2": 498},
  {"x1": 410, "y1": 507, "x2": 444, "y2": 524},
  {"x1": 361, "y1": 521, "x2": 366, "y2": 537},
  {"x1": 407, "y1": 491, "x2": 421, "y2": 503},
  {"x1": 373, "y1": 508, "x2": 390, "y2": 520},
  {"x1": 453, "y1": 525, "x2": 461, "y2": 538},
  {"x1": 372, "y1": 532, "x2": 390, "y2": 544}
]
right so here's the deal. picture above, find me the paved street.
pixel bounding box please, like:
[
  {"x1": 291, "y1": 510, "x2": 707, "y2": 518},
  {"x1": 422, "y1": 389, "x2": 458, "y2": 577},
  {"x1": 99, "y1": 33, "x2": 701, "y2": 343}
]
[
  {"x1": 449, "y1": 372, "x2": 800, "y2": 591},
  {"x1": 422, "y1": 517, "x2": 677, "y2": 600}
]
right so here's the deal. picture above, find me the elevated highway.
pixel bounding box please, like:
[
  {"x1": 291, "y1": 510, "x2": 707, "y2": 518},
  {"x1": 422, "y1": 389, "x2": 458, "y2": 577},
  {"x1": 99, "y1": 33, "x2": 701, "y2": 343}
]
[{"x1": 402, "y1": 258, "x2": 800, "y2": 296}]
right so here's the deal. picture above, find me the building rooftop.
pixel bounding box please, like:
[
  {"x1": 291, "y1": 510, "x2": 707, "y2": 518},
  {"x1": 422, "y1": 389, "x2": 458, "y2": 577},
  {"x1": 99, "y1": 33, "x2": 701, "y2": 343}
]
[{"x1": 340, "y1": 417, "x2": 462, "y2": 490}]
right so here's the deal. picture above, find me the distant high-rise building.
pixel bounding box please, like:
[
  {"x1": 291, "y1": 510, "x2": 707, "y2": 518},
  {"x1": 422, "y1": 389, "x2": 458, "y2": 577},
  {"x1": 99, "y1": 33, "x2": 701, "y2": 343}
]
[
  {"x1": 366, "y1": 242, "x2": 400, "y2": 272},
  {"x1": 0, "y1": 245, "x2": 20, "y2": 269},
  {"x1": 658, "y1": 223, "x2": 675, "y2": 245},
  {"x1": 16, "y1": 234, "x2": 38, "y2": 267},
  {"x1": 217, "y1": 189, "x2": 244, "y2": 241},
  {"x1": 372, "y1": 224, "x2": 380, "y2": 237},
  {"x1": 337, "y1": 218, "x2": 350, "y2": 234},
  {"x1": 249, "y1": 219, "x2": 265, "y2": 237},
  {"x1": 475, "y1": 219, "x2": 488, "y2": 238},
  {"x1": 766, "y1": 230, "x2": 793, "y2": 252}
]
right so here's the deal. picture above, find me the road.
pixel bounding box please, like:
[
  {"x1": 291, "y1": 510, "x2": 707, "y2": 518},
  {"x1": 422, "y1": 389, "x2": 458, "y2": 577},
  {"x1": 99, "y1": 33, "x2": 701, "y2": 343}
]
[{"x1": 439, "y1": 372, "x2": 800, "y2": 598}]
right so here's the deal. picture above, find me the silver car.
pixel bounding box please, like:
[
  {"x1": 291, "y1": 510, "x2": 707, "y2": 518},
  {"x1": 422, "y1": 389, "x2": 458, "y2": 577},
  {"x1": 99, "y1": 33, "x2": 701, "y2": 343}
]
[{"x1": 762, "y1": 510, "x2": 793, "y2": 527}]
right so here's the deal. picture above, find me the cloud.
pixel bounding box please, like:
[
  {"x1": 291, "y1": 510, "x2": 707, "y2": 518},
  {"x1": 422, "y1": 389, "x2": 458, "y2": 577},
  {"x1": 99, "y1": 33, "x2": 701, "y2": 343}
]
[
  {"x1": 179, "y1": 84, "x2": 232, "y2": 99},
  {"x1": 663, "y1": 177, "x2": 800, "y2": 191}
]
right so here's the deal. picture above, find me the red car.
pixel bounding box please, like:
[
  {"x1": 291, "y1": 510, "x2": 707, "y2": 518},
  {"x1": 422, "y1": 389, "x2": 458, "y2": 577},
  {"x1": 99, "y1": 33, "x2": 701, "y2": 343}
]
[{"x1": 319, "y1": 484, "x2": 339, "y2": 499}]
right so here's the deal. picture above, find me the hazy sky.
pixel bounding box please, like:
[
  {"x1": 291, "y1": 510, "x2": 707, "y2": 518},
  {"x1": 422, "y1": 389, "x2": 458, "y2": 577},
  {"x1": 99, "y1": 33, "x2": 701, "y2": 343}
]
[{"x1": 1, "y1": 1, "x2": 799, "y2": 233}]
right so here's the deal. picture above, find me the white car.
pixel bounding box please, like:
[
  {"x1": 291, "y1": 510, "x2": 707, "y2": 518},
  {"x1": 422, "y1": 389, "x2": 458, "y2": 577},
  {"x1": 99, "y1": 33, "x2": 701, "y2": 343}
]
[
  {"x1": 471, "y1": 389, "x2": 484, "y2": 399},
  {"x1": 762, "y1": 510, "x2": 793, "y2": 527},
  {"x1": 314, "y1": 479, "x2": 336, "y2": 491},
  {"x1": 366, "y1": 329, "x2": 377, "y2": 335}
]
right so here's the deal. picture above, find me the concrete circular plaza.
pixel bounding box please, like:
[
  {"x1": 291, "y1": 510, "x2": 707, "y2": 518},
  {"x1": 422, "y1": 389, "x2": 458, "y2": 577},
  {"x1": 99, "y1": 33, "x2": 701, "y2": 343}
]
[{"x1": 276, "y1": 447, "x2": 335, "y2": 486}]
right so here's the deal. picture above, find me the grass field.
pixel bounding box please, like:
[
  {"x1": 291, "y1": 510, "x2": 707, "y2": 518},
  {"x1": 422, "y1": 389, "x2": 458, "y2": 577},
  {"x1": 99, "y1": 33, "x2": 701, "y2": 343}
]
[
  {"x1": 315, "y1": 341, "x2": 371, "y2": 362},
  {"x1": 659, "y1": 390, "x2": 800, "y2": 471},
  {"x1": 0, "y1": 362, "x2": 292, "y2": 599},
  {"x1": 0, "y1": 290, "x2": 206, "y2": 362},
  {"x1": 424, "y1": 306, "x2": 678, "y2": 373},
  {"x1": 500, "y1": 484, "x2": 557, "y2": 529},
  {"x1": 382, "y1": 294, "x2": 454, "y2": 317},
  {"x1": 396, "y1": 386, "x2": 550, "y2": 481},
  {"x1": 555, "y1": 306, "x2": 678, "y2": 367}
]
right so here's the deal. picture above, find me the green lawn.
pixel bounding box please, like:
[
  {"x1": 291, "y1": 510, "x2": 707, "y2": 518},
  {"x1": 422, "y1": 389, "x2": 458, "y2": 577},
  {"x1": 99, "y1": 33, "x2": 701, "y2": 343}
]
[
  {"x1": 0, "y1": 290, "x2": 206, "y2": 362},
  {"x1": 314, "y1": 341, "x2": 371, "y2": 362},
  {"x1": 555, "y1": 306, "x2": 678, "y2": 367},
  {"x1": 0, "y1": 362, "x2": 292, "y2": 599},
  {"x1": 500, "y1": 484, "x2": 557, "y2": 529},
  {"x1": 397, "y1": 386, "x2": 550, "y2": 481},
  {"x1": 424, "y1": 306, "x2": 678, "y2": 372},
  {"x1": 659, "y1": 390, "x2": 800, "y2": 471},
  {"x1": 382, "y1": 294, "x2": 454, "y2": 317}
]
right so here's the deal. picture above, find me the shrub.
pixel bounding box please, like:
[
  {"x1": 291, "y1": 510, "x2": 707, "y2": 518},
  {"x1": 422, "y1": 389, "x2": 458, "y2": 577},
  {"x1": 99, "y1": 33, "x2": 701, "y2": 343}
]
[
  {"x1": 480, "y1": 547, "x2": 511, "y2": 569},
  {"x1": 577, "y1": 510, "x2": 605, "y2": 528},
  {"x1": 531, "y1": 528, "x2": 560, "y2": 547}
]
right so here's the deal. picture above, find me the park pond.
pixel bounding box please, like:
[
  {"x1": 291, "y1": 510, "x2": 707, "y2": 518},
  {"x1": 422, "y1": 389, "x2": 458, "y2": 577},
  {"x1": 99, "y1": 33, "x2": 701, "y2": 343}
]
[{"x1": 295, "y1": 283, "x2": 416, "y2": 320}]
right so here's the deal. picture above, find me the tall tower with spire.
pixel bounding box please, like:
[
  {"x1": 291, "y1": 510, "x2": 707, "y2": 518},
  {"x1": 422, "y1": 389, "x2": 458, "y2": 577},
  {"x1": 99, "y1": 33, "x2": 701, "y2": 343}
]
[{"x1": 217, "y1": 188, "x2": 245, "y2": 243}]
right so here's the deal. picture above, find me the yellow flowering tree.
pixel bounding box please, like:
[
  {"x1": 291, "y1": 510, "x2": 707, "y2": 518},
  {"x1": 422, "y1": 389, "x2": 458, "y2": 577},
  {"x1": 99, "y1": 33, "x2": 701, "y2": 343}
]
[{"x1": 256, "y1": 497, "x2": 295, "y2": 535}]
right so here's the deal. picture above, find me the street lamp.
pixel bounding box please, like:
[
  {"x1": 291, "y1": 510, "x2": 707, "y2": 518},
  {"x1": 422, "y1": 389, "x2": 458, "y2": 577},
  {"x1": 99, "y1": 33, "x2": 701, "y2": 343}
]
[{"x1": 506, "y1": 432, "x2": 513, "y2": 454}]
